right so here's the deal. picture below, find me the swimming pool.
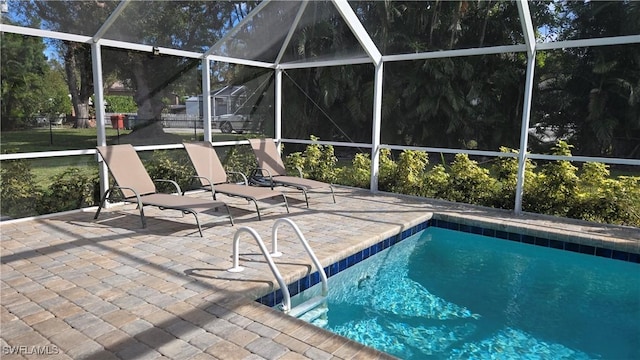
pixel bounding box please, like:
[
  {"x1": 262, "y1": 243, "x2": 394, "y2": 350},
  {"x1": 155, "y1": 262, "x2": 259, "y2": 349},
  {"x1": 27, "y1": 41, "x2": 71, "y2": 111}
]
[{"x1": 283, "y1": 227, "x2": 640, "y2": 359}]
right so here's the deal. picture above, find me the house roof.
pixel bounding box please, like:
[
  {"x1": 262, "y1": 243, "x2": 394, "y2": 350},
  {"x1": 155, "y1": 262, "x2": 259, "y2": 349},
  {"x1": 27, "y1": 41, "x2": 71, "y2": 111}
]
[{"x1": 211, "y1": 86, "x2": 245, "y2": 98}]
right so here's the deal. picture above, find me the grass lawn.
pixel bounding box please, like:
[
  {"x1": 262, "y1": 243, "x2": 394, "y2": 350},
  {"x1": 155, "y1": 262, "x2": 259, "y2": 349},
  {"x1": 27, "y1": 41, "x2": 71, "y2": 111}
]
[
  {"x1": 1, "y1": 127, "x2": 251, "y2": 153},
  {"x1": 0, "y1": 127, "x2": 133, "y2": 153},
  {"x1": 3, "y1": 128, "x2": 636, "y2": 187},
  {"x1": 1, "y1": 127, "x2": 251, "y2": 186}
]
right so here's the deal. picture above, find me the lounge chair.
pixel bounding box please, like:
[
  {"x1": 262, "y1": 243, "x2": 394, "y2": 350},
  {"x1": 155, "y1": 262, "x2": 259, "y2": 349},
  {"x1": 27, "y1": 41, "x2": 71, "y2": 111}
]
[
  {"x1": 183, "y1": 142, "x2": 289, "y2": 221},
  {"x1": 94, "y1": 144, "x2": 233, "y2": 236},
  {"x1": 248, "y1": 138, "x2": 336, "y2": 208}
]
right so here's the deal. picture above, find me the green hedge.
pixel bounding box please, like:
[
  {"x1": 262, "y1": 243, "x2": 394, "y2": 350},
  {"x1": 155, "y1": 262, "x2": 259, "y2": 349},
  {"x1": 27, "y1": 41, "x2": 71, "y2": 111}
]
[
  {"x1": 283, "y1": 139, "x2": 640, "y2": 227},
  {"x1": 1, "y1": 140, "x2": 638, "y2": 228}
]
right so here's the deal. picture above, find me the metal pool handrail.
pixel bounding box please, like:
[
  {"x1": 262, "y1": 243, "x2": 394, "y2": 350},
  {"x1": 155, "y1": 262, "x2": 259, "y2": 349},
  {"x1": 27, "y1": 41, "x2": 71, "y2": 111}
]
[
  {"x1": 272, "y1": 218, "x2": 328, "y2": 297},
  {"x1": 227, "y1": 226, "x2": 292, "y2": 312},
  {"x1": 227, "y1": 218, "x2": 328, "y2": 314}
]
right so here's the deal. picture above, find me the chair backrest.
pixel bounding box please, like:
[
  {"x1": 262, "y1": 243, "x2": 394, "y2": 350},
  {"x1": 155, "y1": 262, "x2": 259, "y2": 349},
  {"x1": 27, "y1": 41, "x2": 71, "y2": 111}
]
[
  {"x1": 96, "y1": 144, "x2": 157, "y2": 198},
  {"x1": 183, "y1": 142, "x2": 228, "y2": 186},
  {"x1": 248, "y1": 138, "x2": 287, "y2": 177}
]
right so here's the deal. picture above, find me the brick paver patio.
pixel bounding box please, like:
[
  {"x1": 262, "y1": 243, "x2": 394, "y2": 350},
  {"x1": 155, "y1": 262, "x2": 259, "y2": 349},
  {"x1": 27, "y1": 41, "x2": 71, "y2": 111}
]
[{"x1": 2, "y1": 187, "x2": 639, "y2": 359}]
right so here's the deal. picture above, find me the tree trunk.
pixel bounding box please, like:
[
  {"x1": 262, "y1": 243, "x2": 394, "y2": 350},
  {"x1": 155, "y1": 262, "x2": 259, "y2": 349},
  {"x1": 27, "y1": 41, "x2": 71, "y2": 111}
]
[
  {"x1": 132, "y1": 61, "x2": 165, "y2": 121},
  {"x1": 64, "y1": 42, "x2": 93, "y2": 128}
]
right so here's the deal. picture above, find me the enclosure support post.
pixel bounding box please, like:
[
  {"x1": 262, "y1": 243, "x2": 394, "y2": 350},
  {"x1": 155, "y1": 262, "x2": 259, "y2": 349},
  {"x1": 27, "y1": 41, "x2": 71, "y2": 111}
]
[
  {"x1": 275, "y1": 68, "x2": 283, "y2": 143},
  {"x1": 514, "y1": 0, "x2": 537, "y2": 214},
  {"x1": 514, "y1": 55, "x2": 535, "y2": 214},
  {"x1": 370, "y1": 62, "x2": 384, "y2": 192},
  {"x1": 202, "y1": 58, "x2": 212, "y2": 142},
  {"x1": 91, "y1": 42, "x2": 109, "y2": 198}
]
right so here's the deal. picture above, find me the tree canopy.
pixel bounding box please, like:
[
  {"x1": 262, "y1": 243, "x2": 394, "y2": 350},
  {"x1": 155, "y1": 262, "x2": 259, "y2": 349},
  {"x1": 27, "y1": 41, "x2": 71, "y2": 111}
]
[
  {"x1": 1, "y1": 26, "x2": 70, "y2": 129},
  {"x1": 3, "y1": 0, "x2": 639, "y2": 158}
]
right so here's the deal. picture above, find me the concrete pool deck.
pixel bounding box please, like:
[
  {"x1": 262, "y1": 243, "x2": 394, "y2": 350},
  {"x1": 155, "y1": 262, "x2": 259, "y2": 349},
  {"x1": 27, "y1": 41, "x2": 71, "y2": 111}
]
[{"x1": 2, "y1": 187, "x2": 639, "y2": 359}]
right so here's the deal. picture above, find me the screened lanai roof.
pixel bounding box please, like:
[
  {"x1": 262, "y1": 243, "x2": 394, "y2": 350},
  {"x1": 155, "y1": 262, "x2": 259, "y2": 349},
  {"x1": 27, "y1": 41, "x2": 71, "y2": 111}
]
[
  {"x1": 4, "y1": 0, "x2": 378, "y2": 66},
  {"x1": 4, "y1": 0, "x2": 639, "y2": 68},
  {"x1": 2, "y1": 0, "x2": 640, "y2": 214}
]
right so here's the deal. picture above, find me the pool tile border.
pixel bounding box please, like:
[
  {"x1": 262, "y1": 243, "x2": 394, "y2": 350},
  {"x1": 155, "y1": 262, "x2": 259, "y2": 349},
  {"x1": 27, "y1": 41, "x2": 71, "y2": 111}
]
[
  {"x1": 257, "y1": 218, "x2": 639, "y2": 307},
  {"x1": 433, "y1": 218, "x2": 640, "y2": 264},
  {"x1": 257, "y1": 220, "x2": 430, "y2": 307}
]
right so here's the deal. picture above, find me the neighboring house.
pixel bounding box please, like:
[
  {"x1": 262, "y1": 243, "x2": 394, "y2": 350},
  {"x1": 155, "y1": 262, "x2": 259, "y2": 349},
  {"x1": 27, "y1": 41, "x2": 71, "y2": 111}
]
[
  {"x1": 185, "y1": 86, "x2": 260, "y2": 133},
  {"x1": 105, "y1": 80, "x2": 134, "y2": 96}
]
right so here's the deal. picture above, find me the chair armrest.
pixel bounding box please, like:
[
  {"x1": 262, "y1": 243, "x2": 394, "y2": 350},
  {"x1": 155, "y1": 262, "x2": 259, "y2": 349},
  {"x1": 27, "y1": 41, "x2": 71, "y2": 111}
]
[
  {"x1": 154, "y1": 179, "x2": 182, "y2": 195},
  {"x1": 250, "y1": 167, "x2": 275, "y2": 189},
  {"x1": 227, "y1": 171, "x2": 249, "y2": 186},
  {"x1": 105, "y1": 185, "x2": 145, "y2": 209},
  {"x1": 109, "y1": 185, "x2": 141, "y2": 201},
  {"x1": 188, "y1": 176, "x2": 216, "y2": 194}
]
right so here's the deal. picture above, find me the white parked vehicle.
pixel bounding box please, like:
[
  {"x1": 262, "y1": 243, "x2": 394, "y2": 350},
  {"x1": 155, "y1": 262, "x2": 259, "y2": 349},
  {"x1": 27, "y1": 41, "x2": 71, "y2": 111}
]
[{"x1": 213, "y1": 114, "x2": 257, "y2": 134}]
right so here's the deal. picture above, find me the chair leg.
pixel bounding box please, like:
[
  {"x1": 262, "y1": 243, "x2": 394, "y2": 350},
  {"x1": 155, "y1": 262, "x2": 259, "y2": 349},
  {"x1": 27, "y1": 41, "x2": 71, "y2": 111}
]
[
  {"x1": 302, "y1": 189, "x2": 310, "y2": 208},
  {"x1": 187, "y1": 211, "x2": 203, "y2": 237},
  {"x1": 225, "y1": 204, "x2": 234, "y2": 226},
  {"x1": 138, "y1": 204, "x2": 147, "y2": 229},
  {"x1": 251, "y1": 199, "x2": 262, "y2": 221},
  {"x1": 94, "y1": 189, "x2": 112, "y2": 220},
  {"x1": 283, "y1": 194, "x2": 290, "y2": 213},
  {"x1": 330, "y1": 185, "x2": 336, "y2": 203}
]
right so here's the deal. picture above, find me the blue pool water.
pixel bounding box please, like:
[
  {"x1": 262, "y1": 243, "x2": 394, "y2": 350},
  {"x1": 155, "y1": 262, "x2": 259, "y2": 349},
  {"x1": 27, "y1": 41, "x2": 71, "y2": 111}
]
[{"x1": 289, "y1": 227, "x2": 640, "y2": 359}]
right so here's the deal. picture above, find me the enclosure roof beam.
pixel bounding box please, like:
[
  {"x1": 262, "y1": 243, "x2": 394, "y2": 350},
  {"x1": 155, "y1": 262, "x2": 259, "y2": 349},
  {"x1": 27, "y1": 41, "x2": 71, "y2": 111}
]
[
  {"x1": 204, "y1": 0, "x2": 272, "y2": 58},
  {"x1": 383, "y1": 45, "x2": 527, "y2": 62},
  {"x1": 332, "y1": 0, "x2": 381, "y2": 66},
  {"x1": 98, "y1": 39, "x2": 203, "y2": 58},
  {"x1": 516, "y1": 0, "x2": 536, "y2": 57},
  {"x1": 0, "y1": 24, "x2": 92, "y2": 43},
  {"x1": 206, "y1": 54, "x2": 276, "y2": 69},
  {"x1": 278, "y1": 56, "x2": 372, "y2": 70},
  {"x1": 537, "y1": 34, "x2": 640, "y2": 50},
  {"x1": 92, "y1": 0, "x2": 130, "y2": 43},
  {"x1": 275, "y1": 1, "x2": 308, "y2": 66}
]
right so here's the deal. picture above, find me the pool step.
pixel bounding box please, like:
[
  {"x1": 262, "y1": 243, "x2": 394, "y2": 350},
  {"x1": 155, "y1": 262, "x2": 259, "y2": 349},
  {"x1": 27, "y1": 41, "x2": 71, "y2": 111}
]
[
  {"x1": 311, "y1": 317, "x2": 328, "y2": 328},
  {"x1": 289, "y1": 295, "x2": 327, "y2": 318},
  {"x1": 299, "y1": 305, "x2": 329, "y2": 325}
]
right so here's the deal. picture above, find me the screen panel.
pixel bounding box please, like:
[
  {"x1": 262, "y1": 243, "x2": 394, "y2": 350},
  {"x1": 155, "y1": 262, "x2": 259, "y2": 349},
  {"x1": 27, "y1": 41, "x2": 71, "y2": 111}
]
[
  {"x1": 531, "y1": 44, "x2": 640, "y2": 159},
  {"x1": 349, "y1": 0, "x2": 524, "y2": 55},
  {"x1": 382, "y1": 54, "x2": 526, "y2": 151},
  {"x1": 281, "y1": 64, "x2": 374, "y2": 144}
]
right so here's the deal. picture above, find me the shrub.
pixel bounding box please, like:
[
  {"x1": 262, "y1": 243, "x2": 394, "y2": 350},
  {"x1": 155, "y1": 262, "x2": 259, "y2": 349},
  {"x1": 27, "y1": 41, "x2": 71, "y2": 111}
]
[
  {"x1": 392, "y1": 150, "x2": 429, "y2": 195},
  {"x1": 490, "y1": 147, "x2": 536, "y2": 210},
  {"x1": 145, "y1": 150, "x2": 194, "y2": 193},
  {"x1": 378, "y1": 148, "x2": 398, "y2": 191},
  {"x1": 284, "y1": 149, "x2": 305, "y2": 177},
  {"x1": 105, "y1": 95, "x2": 137, "y2": 113},
  {"x1": 524, "y1": 141, "x2": 579, "y2": 216},
  {"x1": 37, "y1": 168, "x2": 98, "y2": 214},
  {"x1": 446, "y1": 153, "x2": 498, "y2": 205},
  {"x1": 422, "y1": 164, "x2": 450, "y2": 199},
  {"x1": 224, "y1": 144, "x2": 259, "y2": 179},
  {"x1": 289, "y1": 137, "x2": 639, "y2": 227},
  {"x1": 338, "y1": 152, "x2": 371, "y2": 189},
  {"x1": 569, "y1": 163, "x2": 640, "y2": 225},
  {"x1": 299, "y1": 136, "x2": 338, "y2": 183},
  {"x1": 0, "y1": 159, "x2": 42, "y2": 218},
  {"x1": 2, "y1": 136, "x2": 637, "y2": 227}
]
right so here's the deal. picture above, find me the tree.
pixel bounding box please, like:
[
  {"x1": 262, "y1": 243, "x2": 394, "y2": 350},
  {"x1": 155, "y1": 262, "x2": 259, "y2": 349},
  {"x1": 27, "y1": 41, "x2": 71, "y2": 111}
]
[
  {"x1": 279, "y1": 1, "x2": 374, "y2": 143},
  {"x1": 13, "y1": 1, "x2": 257, "y2": 129},
  {"x1": 98, "y1": 1, "x2": 257, "y2": 123},
  {"x1": 12, "y1": 1, "x2": 117, "y2": 128},
  {"x1": 1, "y1": 26, "x2": 69, "y2": 129},
  {"x1": 1, "y1": 29, "x2": 48, "y2": 128},
  {"x1": 362, "y1": 1, "x2": 532, "y2": 150},
  {"x1": 63, "y1": 41, "x2": 94, "y2": 128},
  {"x1": 533, "y1": 0, "x2": 640, "y2": 158}
]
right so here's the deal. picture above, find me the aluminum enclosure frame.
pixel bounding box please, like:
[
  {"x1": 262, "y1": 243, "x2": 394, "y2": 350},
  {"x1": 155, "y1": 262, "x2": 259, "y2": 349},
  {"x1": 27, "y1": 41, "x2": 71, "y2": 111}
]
[{"x1": 1, "y1": 0, "x2": 640, "y2": 216}]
